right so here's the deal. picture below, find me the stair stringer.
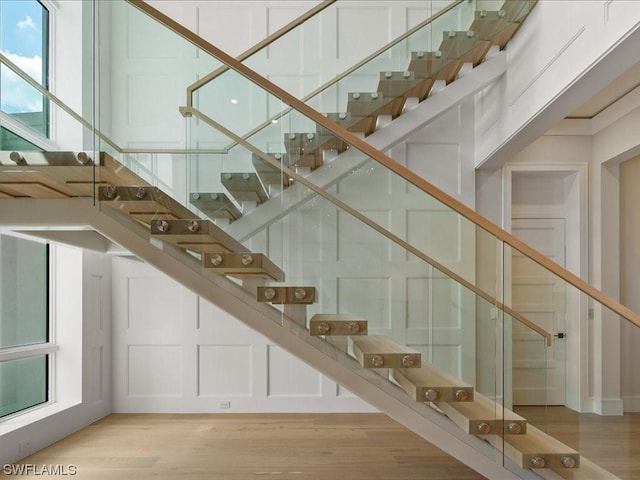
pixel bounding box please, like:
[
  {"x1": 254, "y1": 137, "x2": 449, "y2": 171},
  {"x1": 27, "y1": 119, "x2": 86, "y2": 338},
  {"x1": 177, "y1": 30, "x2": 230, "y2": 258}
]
[
  {"x1": 224, "y1": 51, "x2": 507, "y2": 242},
  {"x1": 0, "y1": 197, "x2": 537, "y2": 480}
]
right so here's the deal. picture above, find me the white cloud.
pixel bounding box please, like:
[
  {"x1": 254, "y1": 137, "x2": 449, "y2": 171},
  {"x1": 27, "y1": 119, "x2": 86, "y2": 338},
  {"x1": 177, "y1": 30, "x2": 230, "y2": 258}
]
[
  {"x1": 1, "y1": 50, "x2": 43, "y2": 113},
  {"x1": 17, "y1": 16, "x2": 36, "y2": 30}
]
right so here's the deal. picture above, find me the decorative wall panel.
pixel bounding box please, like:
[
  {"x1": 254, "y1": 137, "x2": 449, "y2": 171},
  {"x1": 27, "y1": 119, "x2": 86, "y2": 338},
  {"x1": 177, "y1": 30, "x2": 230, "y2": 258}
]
[
  {"x1": 127, "y1": 345, "x2": 182, "y2": 397},
  {"x1": 267, "y1": 345, "x2": 322, "y2": 397},
  {"x1": 198, "y1": 345, "x2": 252, "y2": 397}
]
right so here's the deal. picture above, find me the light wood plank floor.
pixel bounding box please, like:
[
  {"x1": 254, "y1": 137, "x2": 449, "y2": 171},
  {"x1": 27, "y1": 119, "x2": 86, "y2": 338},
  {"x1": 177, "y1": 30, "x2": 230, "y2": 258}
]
[
  {"x1": 5, "y1": 409, "x2": 640, "y2": 479},
  {"x1": 2, "y1": 413, "x2": 487, "y2": 480},
  {"x1": 514, "y1": 406, "x2": 640, "y2": 479}
]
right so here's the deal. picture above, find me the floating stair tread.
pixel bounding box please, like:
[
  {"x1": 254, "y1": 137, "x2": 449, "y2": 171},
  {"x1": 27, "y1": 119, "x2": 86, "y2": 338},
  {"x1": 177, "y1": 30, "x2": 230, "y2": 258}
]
[
  {"x1": 483, "y1": 424, "x2": 580, "y2": 470},
  {"x1": 257, "y1": 286, "x2": 316, "y2": 304},
  {"x1": 437, "y1": 392, "x2": 527, "y2": 435},
  {"x1": 407, "y1": 52, "x2": 462, "y2": 85},
  {"x1": 309, "y1": 314, "x2": 367, "y2": 336},
  {"x1": 391, "y1": 362, "x2": 474, "y2": 402},
  {"x1": 203, "y1": 252, "x2": 284, "y2": 282},
  {"x1": 439, "y1": 32, "x2": 492, "y2": 67},
  {"x1": 542, "y1": 457, "x2": 620, "y2": 479},
  {"x1": 350, "y1": 335, "x2": 420, "y2": 368},
  {"x1": 150, "y1": 219, "x2": 248, "y2": 254},
  {"x1": 251, "y1": 154, "x2": 292, "y2": 188},
  {"x1": 220, "y1": 172, "x2": 268, "y2": 204},
  {"x1": 500, "y1": 0, "x2": 535, "y2": 22},
  {"x1": 98, "y1": 185, "x2": 195, "y2": 224},
  {"x1": 190, "y1": 192, "x2": 242, "y2": 221},
  {"x1": 0, "y1": 151, "x2": 147, "y2": 198}
]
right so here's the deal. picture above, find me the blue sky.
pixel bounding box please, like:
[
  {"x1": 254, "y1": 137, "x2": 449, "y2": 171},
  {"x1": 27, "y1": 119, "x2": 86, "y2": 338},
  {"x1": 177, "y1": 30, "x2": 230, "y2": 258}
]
[{"x1": 1, "y1": 0, "x2": 44, "y2": 113}]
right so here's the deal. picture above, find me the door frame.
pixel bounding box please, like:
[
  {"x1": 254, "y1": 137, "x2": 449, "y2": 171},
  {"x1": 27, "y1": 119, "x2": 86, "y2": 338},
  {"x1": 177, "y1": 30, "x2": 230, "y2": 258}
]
[{"x1": 502, "y1": 163, "x2": 588, "y2": 412}]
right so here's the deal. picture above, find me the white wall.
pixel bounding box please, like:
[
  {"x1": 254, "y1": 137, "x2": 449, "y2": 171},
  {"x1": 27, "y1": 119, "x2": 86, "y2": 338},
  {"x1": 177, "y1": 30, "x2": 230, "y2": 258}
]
[
  {"x1": 620, "y1": 156, "x2": 640, "y2": 411},
  {"x1": 475, "y1": 0, "x2": 640, "y2": 169},
  {"x1": 111, "y1": 256, "x2": 374, "y2": 413},
  {"x1": 0, "y1": 245, "x2": 111, "y2": 465}
]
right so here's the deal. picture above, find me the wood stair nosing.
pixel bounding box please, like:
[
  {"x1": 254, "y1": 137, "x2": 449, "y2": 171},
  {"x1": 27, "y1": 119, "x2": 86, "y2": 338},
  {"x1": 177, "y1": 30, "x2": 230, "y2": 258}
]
[
  {"x1": 149, "y1": 218, "x2": 248, "y2": 254},
  {"x1": 482, "y1": 424, "x2": 580, "y2": 471},
  {"x1": 189, "y1": 192, "x2": 242, "y2": 221},
  {"x1": 436, "y1": 392, "x2": 527, "y2": 436},
  {"x1": 349, "y1": 335, "x2": 421, "y2": 369},
  {"x1": 97, "y1": 185, "x2": 195, "y2": 224},
  {"x1": 257, "y1": 286, "x2": 316, "y2": 304},
  {"x1": 202, "y1": 252, "x2": 285, "y2": 282},
  {"x1": 220, "y1": 172, "x2": 269, "y2": 204},
  {"x1": 309, "y1": 314, "x2": 367, "y2": 336},
  {"x1": 391, "y1": 362, "x2": 474, "y2": 403}
]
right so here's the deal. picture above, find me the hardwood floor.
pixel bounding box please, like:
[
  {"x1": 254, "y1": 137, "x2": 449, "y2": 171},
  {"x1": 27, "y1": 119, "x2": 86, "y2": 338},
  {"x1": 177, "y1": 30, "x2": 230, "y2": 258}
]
[
  {"x1": 514, "y1": 406, "x2": 640, "y2": 480},
  {"x1": 2, "y1": 413, "x2": 486, "y2": 480},
  {"x1": 6, "y1": 409, "x2": 640, "y2": 479}
]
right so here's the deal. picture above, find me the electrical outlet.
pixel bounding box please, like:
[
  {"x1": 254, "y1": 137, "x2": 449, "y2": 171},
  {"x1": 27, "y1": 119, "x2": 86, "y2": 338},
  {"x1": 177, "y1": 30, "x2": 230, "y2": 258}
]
[{"x1": 219, "y1": 401, "x2": 231, "y2": 409}]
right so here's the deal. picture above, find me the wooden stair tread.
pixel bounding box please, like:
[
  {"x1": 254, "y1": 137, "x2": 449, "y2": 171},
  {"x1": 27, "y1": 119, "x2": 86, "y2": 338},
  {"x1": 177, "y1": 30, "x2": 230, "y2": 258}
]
[
  {"x1": 436, "y1": 392, "x2": 527, "y2": 435},
  {"x1": 220, "y1": 172, "x2": 268, "y2": 204},
  {"x1": 202, "y1": 252, "x2": 284, "y2": 282},
  {"x1": 257, "y1": 286, "x2": 316, "y2": 304},
  {"x1": 150, "y1": 218, "x2": 248, "y2": 254},
  {"x1": 309, "y1": 314, "x2": 367, "y2": 336},
  {"x1": 483, "y1": 424, "x2": 580, "y2": 470},
  {"x1": 251, "y1": 154, "x2": 292, "y2": 187},
  {"x1": 350, "y1": 335, "x2": 420, "y2": 368},
  {"x1": 98, "y1": 185, "x2": 195, "y2": 224},
  {"x1": 190, "y1": 192, "x2": 242, "y2": 221},
  {"x1": 391, "y1": 362, "x2": 474, "y2": 402},
  {"x1": 541, "y1": 457, "x2": 620, "y2": 479},
  {"x1": 0, "y1": 151, "x2": 147, "y2": 197}
]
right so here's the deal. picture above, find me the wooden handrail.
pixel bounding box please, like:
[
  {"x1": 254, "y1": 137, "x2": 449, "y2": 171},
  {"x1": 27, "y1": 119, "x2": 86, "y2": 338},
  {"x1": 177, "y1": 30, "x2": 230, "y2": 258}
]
[
  {"x1": 185, "y1": 0, "x2": 337, "y2": 108},
  {"x1": 182, "y1": 105, "x2": 552, "y2": 346}
]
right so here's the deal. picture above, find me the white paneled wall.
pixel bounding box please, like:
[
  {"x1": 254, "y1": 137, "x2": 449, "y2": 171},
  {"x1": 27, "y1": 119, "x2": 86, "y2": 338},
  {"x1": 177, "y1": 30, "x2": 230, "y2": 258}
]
[
  {"x1": 111, "y1": 256, "x2": 374, "y2": 412},
  {"x1": 107, "y1": 1, "x2": 481, "y2": 412}
]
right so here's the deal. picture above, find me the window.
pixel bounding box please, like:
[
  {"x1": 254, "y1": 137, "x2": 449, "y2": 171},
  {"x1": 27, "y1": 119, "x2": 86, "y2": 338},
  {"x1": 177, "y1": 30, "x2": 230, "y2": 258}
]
[
  {"x1": 0, "y1": 235, "x2": 51, "y2": 418},
  {"x1": 0, "y1": 0, "x2": 49, "y2": 141}
]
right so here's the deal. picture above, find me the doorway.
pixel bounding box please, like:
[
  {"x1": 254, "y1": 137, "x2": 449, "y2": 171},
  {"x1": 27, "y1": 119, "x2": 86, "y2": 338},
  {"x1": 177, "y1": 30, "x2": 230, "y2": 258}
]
[{"x1": 504, "y1": 166, "x2": 586, "y2": 409}]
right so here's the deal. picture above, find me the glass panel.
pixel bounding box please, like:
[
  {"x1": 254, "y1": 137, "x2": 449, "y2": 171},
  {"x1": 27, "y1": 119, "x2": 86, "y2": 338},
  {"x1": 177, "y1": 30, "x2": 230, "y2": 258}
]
[
  {"x1": 194, "y1": 0, "x2": 482, "y2": 146},
  {"x1": 0, "y1": 126, "x2": 41, "y2": 150},
  {"x1": 0, "y1": 0, "x2": 49, "y2": 138},
  {"x1": 0, "y1": 235, "x2": 48, "y2": 349},
  {"x1": 189, "y1": 2, "x2": 464, "y2": 120},
  {"x1": 102, "y1": 0, "x2": 638, "y2": 476},
  {"x1": 95, "y1": 0, "x2": 223, "y2": 152},
  {"x1": 0, "y1": 355, "x2": 47, "y2": 418}
]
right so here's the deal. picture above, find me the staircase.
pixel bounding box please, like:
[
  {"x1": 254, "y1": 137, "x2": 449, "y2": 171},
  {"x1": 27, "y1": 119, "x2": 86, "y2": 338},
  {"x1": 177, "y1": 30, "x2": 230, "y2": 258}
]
[
  {"x1": 185, "y1": 0, "x2": 535, "y2": 225},
  {"x1": 0, "y1": 0, "x2": 636, "y2": 478},
  {"x1": 0, "y1": 148, "x2": 624, "y2": 479}
]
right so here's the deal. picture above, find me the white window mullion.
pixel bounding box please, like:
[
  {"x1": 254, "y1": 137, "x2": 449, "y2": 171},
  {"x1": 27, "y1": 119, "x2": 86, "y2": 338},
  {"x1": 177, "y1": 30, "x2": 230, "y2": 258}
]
[{"x1": 0, "y1": 344, "x2": 58, "y2": 363}]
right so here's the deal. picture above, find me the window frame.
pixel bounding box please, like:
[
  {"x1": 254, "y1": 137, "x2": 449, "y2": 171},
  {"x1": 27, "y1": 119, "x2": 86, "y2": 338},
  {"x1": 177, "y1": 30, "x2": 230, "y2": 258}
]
[
  {"x1": 0, "y1": 241, "x2": 55, "y2": 421},
  {"x1": 0, "y1": 0, "x2": 51, "y2": 143}
]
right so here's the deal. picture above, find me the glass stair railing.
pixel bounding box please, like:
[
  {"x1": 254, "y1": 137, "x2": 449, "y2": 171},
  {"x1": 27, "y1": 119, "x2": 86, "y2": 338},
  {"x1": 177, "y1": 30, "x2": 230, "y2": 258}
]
[
  {"x1": 185, "y1": 0, "x2": 471, "y2": 130},
  {"x1": 187, "y1": 0, "x2": 525, "y2": 157},
  {"x1": 114, "y1": 1, "x2": 637, "y2": 478},
  {"x1": 1, "y1": 0, "x2": 638, "y2": 478}
]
